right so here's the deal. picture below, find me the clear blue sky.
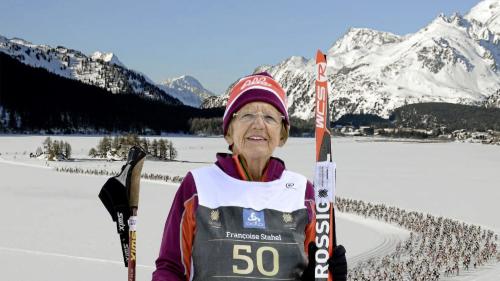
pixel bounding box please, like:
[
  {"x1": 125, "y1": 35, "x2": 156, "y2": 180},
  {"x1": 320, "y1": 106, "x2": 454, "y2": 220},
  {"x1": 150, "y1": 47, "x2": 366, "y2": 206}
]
[{"x1": 0, "y1": 0, "x2": 481, "y2": 94}]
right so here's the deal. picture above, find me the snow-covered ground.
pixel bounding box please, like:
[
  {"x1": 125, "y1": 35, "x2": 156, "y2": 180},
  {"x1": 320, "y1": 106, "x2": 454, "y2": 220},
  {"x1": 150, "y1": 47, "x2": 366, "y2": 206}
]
[{"x1": 0, "y1": 135, "x2": 499, "y2": 280}]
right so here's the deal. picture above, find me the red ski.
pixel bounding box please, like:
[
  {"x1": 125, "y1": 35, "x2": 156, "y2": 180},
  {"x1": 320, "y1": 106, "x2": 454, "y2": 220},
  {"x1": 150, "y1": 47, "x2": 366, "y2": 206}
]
[{"x1": 314, "y1": 50, "x2": 337, "y2": 281}]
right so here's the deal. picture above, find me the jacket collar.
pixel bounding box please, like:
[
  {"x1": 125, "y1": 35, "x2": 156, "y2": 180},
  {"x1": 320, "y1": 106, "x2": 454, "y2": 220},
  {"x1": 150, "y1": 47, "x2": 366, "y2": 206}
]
[{"x1": 215, "y1": 153, "x2": 286, "y2": 182}]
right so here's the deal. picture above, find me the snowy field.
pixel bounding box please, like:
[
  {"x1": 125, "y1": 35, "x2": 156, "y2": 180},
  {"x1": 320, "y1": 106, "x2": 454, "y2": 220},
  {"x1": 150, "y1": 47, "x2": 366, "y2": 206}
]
[{"x1": 0, "y1": 135, "x2": 499, "y2": 280}]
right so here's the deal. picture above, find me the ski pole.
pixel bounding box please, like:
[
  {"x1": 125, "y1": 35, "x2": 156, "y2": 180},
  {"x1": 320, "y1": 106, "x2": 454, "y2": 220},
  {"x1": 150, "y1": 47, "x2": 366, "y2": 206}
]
[
  {"x1": 98, "y1": 146, "x2": 146, "y2": 280},
  {"x1": 127, "y1": 147, "x2": 145, "y2": 281}
]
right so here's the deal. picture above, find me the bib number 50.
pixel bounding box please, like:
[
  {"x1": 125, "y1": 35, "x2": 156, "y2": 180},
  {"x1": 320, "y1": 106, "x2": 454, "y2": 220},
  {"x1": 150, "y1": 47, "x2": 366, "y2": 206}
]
[{"x1": 232, "y1": 245, "x2": 279, "y2": 276}]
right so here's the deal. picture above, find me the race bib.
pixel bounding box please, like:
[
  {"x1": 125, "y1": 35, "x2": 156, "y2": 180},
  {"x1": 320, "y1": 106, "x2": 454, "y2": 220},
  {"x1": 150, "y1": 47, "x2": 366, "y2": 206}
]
[{"x1": 191, "y1": 206, "x2": 308, "y2": 280}]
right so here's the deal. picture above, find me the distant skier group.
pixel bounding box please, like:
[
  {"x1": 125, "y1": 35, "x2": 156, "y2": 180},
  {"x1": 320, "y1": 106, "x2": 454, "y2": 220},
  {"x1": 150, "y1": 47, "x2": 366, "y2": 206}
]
[{"x1": 336, "y1": 198, "x2": 498, "y2": 281}]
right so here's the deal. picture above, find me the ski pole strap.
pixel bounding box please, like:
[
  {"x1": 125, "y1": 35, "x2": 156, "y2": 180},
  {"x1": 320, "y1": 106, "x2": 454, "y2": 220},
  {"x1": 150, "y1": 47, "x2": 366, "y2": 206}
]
[
  {"x1": 120, "y1": 232, "x2": 130, "y2": 267},
  {"x1": 115, "y1": 209, "x2": 130, "y2": 267},
  {"x1": 98, "y1": 175, "x2": 132, "y2": 267}
]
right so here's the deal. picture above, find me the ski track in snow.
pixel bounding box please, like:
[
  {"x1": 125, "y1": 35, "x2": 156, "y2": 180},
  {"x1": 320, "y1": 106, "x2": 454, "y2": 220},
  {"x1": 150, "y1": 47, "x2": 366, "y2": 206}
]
[
  {"x1": 0, "y1": 157, "x2": 52, "y2": 169},
  {"x1": 338, "y1": 212, "x2": 410, "y2": 266},
  {"x1": 0, "y1": 246, "x2": 154, "y2": 269},
  {"x1": 347, "y1": 231, "x2": 403, "y2": 266}
]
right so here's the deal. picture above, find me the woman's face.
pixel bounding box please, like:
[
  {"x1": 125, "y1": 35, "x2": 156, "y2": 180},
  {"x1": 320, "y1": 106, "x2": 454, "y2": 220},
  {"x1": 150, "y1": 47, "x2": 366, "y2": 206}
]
[{"x1": 225, "y1": 101, "x2": 285, "y2": 163}]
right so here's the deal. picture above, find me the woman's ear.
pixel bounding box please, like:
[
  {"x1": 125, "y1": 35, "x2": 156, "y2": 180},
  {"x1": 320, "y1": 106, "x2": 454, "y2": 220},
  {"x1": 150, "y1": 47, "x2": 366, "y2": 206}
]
[
  {"x1": 278, "y1": 124, "x2": 289, "y2": 147},
  {"x1": 224, "y1": 124, "x2": 234, "y2": 146},
  {"x1": 224, "y1": 134, "x2": 234, "y2": 146}
]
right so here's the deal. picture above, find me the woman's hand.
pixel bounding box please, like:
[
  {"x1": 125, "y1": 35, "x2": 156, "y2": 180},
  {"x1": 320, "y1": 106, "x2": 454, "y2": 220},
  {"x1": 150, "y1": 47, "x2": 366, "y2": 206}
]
[{"x1": 300, "y1": 242, "x2": 347, "y2": 281}]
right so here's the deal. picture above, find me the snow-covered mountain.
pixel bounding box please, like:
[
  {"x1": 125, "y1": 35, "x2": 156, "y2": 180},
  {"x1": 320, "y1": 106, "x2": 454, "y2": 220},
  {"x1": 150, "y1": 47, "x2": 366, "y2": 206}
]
[
  {"x1": 90, "y1": 51, "x2": 125, "y2": 68},
  {"x1": 203, "y1": 0, "x2": 500, "y2": 120},
  {"x1": 158, "y1": 75, "x2": 215, "y2": 107},
  {"x1": 0, "y1": 36, "x2": 181, "y2": 105},
  {"x1": 466, "y1": 0, "x2": 500, "y2": 36}
]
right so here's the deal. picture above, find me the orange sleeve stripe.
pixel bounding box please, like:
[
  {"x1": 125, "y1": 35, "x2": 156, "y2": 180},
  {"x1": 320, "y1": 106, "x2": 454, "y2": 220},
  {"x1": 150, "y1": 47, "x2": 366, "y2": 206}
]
[
  {"x1": 304, "y1": 199, "x2": 316, "y2": 256},
  {"x1": 181, "y1": 195, "x2": 197, "y2": 281}
]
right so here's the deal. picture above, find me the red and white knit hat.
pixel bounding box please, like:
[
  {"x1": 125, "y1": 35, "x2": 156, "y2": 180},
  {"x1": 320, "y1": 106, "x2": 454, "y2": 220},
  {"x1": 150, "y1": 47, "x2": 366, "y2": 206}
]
[{"x1": 223, "y1": 72, "x2": 289, "y2": 135}]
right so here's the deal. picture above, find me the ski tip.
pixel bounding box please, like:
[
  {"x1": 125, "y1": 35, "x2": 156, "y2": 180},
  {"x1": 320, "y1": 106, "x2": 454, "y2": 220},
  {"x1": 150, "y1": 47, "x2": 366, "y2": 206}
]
[{"x1": 316, "y1": 50, "x2": 326, "y2": 63}]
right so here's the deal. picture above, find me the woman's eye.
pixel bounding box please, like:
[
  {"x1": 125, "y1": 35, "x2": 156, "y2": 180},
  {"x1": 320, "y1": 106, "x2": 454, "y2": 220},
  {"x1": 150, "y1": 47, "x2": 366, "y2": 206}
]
[
  {"x1": 241, "y1": 114, "x2": 254, "y2": 120},
  {"x1": 264, "y1": 115, "x2": 277, "y2": 123}
]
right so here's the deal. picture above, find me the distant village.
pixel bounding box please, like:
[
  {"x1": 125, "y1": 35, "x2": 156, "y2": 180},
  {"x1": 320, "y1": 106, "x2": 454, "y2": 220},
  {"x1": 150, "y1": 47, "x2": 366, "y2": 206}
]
[{"x1": 332, "y1": 125, "x2": 500, "y2": 145}]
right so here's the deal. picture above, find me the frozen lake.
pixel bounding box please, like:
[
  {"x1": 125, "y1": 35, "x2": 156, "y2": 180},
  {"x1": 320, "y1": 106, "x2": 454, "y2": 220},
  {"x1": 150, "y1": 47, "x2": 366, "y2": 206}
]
[{"x1": 0, "y1": 135, "x2": 499, "y2": 280}]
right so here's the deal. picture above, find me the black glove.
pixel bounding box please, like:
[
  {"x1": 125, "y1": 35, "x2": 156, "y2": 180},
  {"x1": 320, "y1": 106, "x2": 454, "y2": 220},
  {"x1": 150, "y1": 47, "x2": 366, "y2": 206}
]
[
  {"x1": 328, "y1": 244, "x2": 347, "y2": 281},
  {"x1": 300, "y1": 242, "x2": 347, "y2": 281},
  {"x1": 299, "y1": 242, "x2": 317, "y2": 280}
]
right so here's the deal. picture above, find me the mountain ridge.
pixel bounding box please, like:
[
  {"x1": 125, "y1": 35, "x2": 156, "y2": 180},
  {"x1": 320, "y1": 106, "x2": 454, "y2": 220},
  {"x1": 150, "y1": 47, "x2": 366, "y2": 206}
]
[
  {"x1": 0, "y1": 35, "x2": 222, "y2": 107},
  {"x1": 159, "y1": 75, "x2": 215, "y2": 107},
  {"x1": 203, "y1": 0, "x2": 500, "y2": 121}
]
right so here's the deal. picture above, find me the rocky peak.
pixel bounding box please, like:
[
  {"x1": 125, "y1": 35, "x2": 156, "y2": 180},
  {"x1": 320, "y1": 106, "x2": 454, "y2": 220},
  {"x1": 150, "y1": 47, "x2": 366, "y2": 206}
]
[{"x1": 329, "y1": 27, "x2": 401, "y2": 54}]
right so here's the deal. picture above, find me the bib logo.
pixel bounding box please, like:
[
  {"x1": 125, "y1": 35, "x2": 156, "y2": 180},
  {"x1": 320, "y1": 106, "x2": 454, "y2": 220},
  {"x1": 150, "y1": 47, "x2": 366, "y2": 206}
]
[
  {"x1": 243, "y1": 209, "x2": 266, "y2": 229},
  {"x1": 285, "y1": 182, "x2": 296, "y2": 190},
  {"x1": 282, "y1": 212, "x2": 296, "y2": 229},
  {"x1": 208, "y1": 208, "x2": 221, "y2": 227},
  {"x1": 282, "y1": 213, "x2": 293, "y2": 224},
  {"x1": 210, "y1": 209, "x2": 220, "y2": 222}
]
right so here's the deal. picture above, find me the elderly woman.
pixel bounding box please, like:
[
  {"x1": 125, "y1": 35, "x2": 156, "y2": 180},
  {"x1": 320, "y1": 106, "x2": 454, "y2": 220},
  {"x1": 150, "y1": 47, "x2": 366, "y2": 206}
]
[{"x1": 152, "y1": 72, "x2": 347, "y2": 281}]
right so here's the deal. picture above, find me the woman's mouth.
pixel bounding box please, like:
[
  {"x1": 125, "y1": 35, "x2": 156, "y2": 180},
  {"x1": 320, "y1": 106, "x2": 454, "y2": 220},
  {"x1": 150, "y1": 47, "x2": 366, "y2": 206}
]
[{"x1": 247, "y1": 136, "x2": 267, "y2": 141}]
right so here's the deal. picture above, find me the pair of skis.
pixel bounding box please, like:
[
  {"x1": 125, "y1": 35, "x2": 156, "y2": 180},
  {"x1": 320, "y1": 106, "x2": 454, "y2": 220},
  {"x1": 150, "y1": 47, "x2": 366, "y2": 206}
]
[{"x1": 314, "y1": 50, "x2": 337, "y2": 281}]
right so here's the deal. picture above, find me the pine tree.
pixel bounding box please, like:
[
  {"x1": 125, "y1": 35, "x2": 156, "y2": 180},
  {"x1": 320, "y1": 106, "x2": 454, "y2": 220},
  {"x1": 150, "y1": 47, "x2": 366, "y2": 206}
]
[
  {"x1": 158, "y1": 139, "x2": 167, "y2": 160},
  {"x1": 89, "y1": 147, "x2": 98, "y2": 158},
  {"x1": 64, "y1": 142, "x2": 72, "y2": 159},
  {"x1": 52, "y1": 140, "x2": 61, "y2": 160},
  {"x1": 152, "y1": 139, "x2": 158, "y2": 158},
  {"x1": 98, "y1": 136, "x2": 112, "y2": 157},
  {"x1": 168, "y1": 140, "x2": 177, "y2": 161},
  {"x1": 43, "y1": 137, "x2": 52, "y2": 155},
  {"x1": 112, "y1": 136, "x2": 120, "y2": 151}
]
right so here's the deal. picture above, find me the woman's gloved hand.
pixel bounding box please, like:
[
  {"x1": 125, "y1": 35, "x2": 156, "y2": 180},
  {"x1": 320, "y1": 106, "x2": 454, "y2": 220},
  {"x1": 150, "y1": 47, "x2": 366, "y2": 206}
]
[
  {"x1": 328, "y1": 244, "x2": 347, "y2": 281},
  {"x1": 300, "y1": 242, "x2": 347, "y2": 281}
]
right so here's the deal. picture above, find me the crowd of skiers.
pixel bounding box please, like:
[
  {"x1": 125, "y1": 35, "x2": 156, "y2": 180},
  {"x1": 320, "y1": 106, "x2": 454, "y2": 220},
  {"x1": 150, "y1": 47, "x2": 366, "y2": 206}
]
[
  {"x1": 337, "y1": 198, "x2": 498, "y2": 281},
  {"x1": 54, "y1": 166, "x2": 184, "y2": 183}
]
